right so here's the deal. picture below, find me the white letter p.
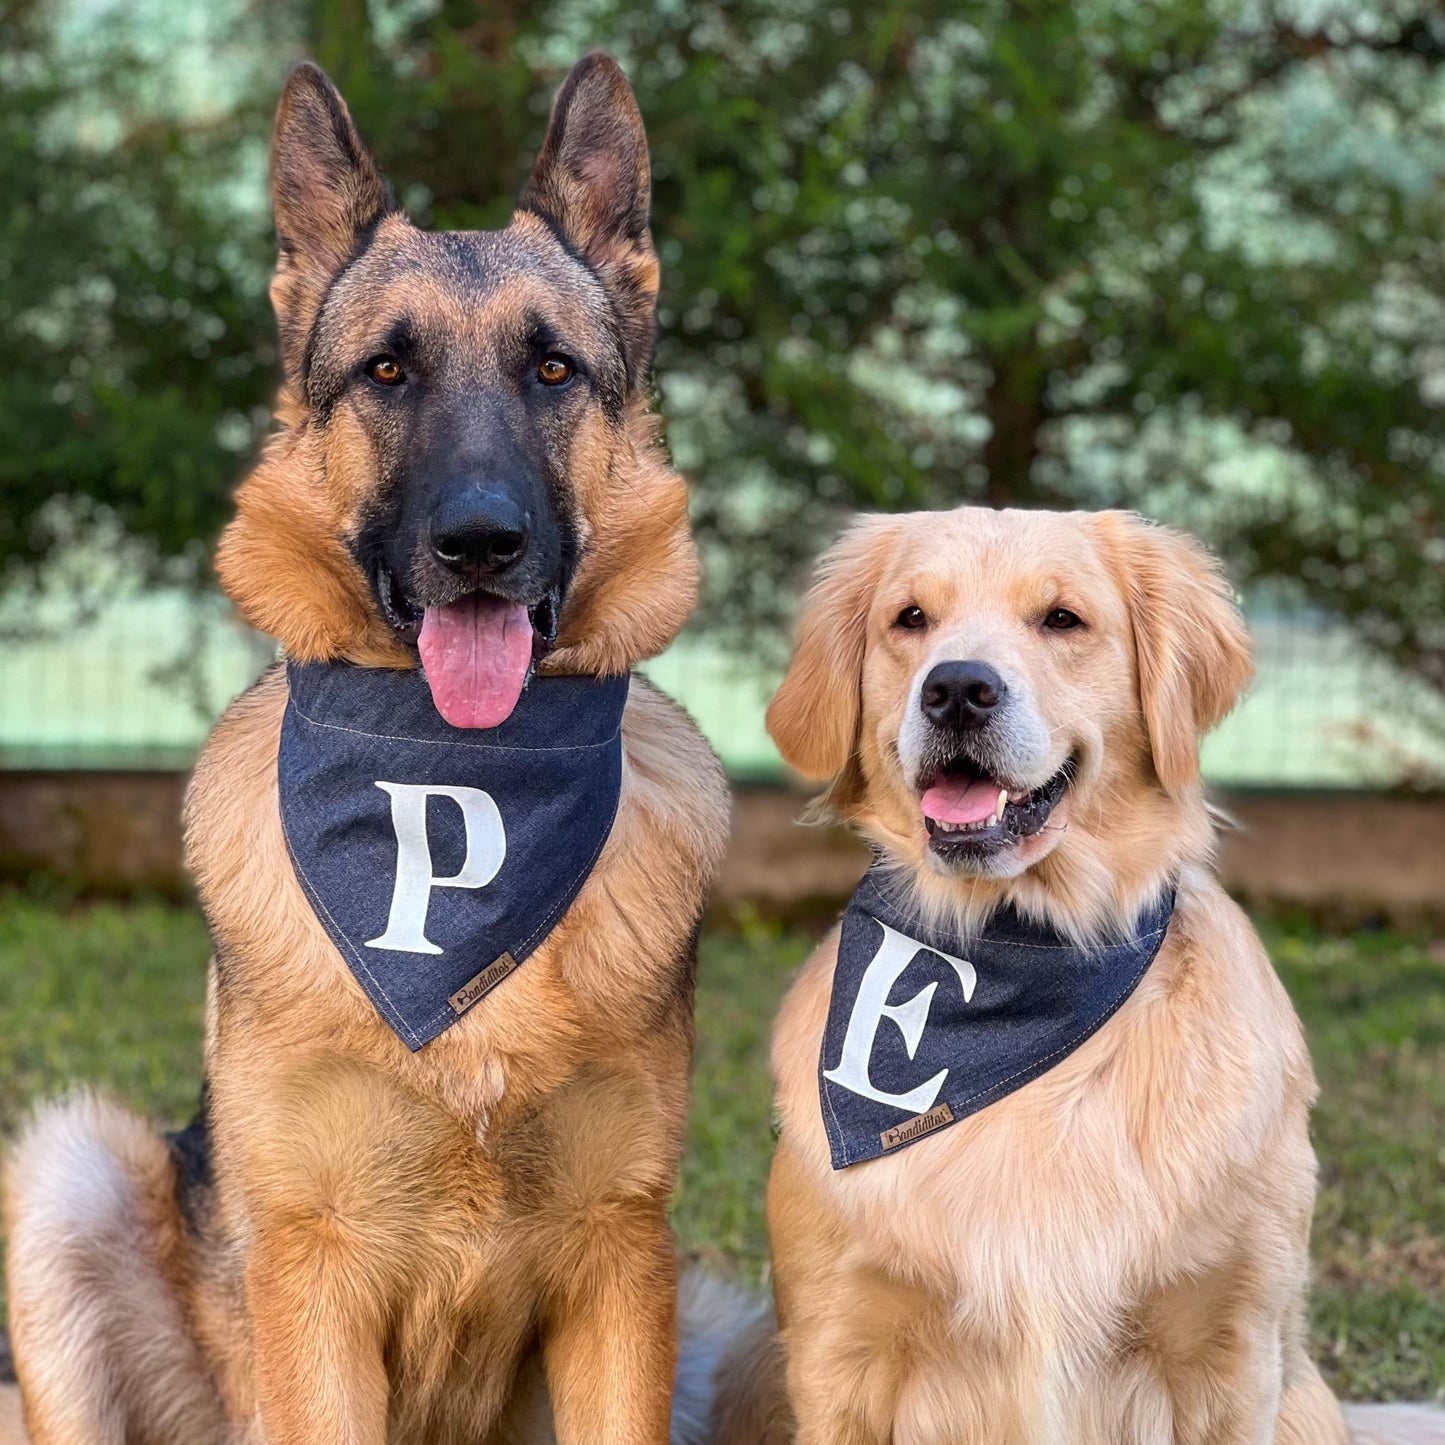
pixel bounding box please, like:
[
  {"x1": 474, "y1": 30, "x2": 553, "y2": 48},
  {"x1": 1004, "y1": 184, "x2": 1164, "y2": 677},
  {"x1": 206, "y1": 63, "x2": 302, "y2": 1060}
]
[{"x1": 364, "y1": 783, "x2": 506, "y2": 955}]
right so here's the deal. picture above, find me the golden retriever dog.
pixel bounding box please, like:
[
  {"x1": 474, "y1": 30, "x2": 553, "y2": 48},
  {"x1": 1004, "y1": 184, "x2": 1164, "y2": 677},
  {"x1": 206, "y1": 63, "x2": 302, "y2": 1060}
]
[
  {"x1": 761, "y1": 506, "x2": 1443, "y2": 1445},
  {"x1": 2, "y1": 54, "x2": 755, "y2": 1445}
]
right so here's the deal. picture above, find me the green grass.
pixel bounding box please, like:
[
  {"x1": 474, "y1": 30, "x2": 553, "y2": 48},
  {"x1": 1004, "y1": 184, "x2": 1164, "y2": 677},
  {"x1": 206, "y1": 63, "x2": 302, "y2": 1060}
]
[
  {"x1": 0, "y1": 893, "x2": 1441, "y2": 1401},
  {"x1": 1264, "y1": 923, "x2": 1445, "y2": 1400},
  {"x1": 0, "y1": 889, "x2": 211, "y2": 1132}
]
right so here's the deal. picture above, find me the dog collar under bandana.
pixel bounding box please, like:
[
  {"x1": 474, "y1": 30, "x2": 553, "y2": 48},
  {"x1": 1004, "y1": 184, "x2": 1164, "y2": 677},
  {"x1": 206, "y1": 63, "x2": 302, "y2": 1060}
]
[
  {"x1": 819, "y1": 865, "x2": 1175, "y2": 1168},
  {"x1": 278, "y1": 660, "x2": 628, "y2": 1051}
]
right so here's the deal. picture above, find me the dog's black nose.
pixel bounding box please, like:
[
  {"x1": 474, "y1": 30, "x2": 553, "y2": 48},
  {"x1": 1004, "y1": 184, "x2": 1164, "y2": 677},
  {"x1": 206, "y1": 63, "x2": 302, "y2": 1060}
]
[
  {"x1": 921, "y1": 660, "x2": 1007, "y2": 731},
  {"x1": 430, "y1": 488, "x2": 530, "y2": 577}
]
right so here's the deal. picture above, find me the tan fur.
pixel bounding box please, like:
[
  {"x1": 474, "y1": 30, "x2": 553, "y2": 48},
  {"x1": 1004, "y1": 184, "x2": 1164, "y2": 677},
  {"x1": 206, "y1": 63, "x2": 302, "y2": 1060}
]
[
  {"x1": 4, "y1": 55, "x2": 730, "y2": 1445},
  {"x1": 764, "y1": 506, "x2": 1353, "y2": 1443}
]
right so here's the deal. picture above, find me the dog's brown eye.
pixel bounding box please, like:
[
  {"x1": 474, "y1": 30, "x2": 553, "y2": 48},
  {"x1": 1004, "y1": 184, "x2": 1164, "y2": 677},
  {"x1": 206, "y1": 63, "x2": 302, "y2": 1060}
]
[
  {"x1": 367, "y1": 356, "x2": 403, "y2": 386},
  {"x1": 538, "y1": 354, "x2": 573, "y2": 386},
  {"x1": 1043, "y1": 608, "x2": 1083, "y2": 631},
  {"x1": 895, "y1": 606, "x2": 927, "y2": 631}
]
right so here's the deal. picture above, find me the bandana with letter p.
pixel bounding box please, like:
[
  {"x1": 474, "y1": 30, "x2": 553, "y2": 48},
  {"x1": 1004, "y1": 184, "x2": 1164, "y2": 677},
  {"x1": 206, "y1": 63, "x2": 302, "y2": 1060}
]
[
  {"x1": 820, "y1": 867, "x2": 1175, "y2": 1168},
  {"x1": 278, "y1": 660, "x2": 627, "y2": 1051}
]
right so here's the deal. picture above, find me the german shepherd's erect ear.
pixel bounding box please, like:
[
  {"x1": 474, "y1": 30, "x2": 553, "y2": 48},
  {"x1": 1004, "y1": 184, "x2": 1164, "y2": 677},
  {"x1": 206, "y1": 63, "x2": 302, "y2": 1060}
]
[
  {"x1": 269, "y1": 63, "x2": 400, "y2": 388},
  {"x1": 520, "y1": 53, "x2": 659, "y2": 383},
  {"x1": 218, "y1": 55, "x2": 697, "y2": 695}
]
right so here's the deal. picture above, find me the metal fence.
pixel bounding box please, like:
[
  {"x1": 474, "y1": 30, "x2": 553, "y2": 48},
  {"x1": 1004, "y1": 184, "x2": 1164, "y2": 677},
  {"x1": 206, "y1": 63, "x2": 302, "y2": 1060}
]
[{"x1": 3, "y1": 585, "x2": 1443, "y2": 788}]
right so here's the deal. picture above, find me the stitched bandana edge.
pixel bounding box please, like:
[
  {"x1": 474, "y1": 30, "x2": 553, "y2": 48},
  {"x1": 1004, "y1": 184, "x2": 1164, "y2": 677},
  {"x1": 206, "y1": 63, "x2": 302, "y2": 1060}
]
[
  {"x1": 276, "y1": 661, "x2": 628, "y2": 1051},
  {"x1": 818, "y1": 868, "x2": 1176, "y2": 1168}
]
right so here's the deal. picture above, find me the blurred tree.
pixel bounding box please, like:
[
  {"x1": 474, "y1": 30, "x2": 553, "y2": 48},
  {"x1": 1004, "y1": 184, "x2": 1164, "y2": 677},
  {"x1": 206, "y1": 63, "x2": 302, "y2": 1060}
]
[
  {"x1": 309, "y1": 0, "x2": 1445, "y2": 686},
  {"x1": 0, "y1": 0, "x2": 276, "y2": 588},
  {"x1": 4, "y1": 0, "x2": 1443, "y2": 692}
]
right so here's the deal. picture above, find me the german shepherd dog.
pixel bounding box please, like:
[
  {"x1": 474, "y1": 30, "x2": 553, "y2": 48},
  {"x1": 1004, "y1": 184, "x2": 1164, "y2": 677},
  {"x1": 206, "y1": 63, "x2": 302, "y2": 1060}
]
[{"x1": 3, "y1": 56, "x2": 746, "y2": 1445}]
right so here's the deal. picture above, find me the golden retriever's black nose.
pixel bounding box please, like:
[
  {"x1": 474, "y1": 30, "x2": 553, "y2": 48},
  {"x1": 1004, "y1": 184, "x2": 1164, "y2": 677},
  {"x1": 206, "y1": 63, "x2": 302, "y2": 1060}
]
[
  {"x1": 430, "y1": 488, "x2": 530, "y2": 577},
  {"x1": 921, "y1": 660, "x2": 1006, "y2": 730}
]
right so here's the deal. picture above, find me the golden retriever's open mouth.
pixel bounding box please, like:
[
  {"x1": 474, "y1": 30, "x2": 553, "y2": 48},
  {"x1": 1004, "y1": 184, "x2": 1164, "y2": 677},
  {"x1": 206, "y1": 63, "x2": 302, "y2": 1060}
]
[{"x1": 919, "y1": 753, "x2": 1077, "y2": 858}]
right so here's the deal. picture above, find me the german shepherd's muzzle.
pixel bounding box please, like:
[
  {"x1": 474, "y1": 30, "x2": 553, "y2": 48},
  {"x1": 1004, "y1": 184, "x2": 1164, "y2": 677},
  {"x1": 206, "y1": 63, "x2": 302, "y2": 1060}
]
[
  {"x1": 345, "y1": 264, "x2": 586, "y2": 728},
  {"x1": 353, "y1": 323, "x2": 580, "y2": 700}
]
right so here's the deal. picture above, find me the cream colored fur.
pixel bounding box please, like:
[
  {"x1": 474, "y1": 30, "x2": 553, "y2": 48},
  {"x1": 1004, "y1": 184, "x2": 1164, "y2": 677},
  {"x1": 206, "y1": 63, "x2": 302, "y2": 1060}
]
[{"x1": 762, "y1": 507, "x2": 1440, "y2": 1445}]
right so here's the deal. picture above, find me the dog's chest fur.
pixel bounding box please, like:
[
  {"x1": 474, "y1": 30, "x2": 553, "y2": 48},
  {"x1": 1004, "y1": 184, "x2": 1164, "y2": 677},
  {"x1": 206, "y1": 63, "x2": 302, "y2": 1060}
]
[
  {"x1": 180, "y1": 666, "x2": 728, "y2": 1431},
  {"x1": 771, "y1": 881, "x2": 1318, "y2": 1437}
]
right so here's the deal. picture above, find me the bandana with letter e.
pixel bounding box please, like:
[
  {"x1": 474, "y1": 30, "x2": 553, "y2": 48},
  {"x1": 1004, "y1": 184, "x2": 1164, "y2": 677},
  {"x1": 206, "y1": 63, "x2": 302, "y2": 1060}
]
[
  {"x1": 820, "y1": 865, "x2": 1175, "y2": 1168},
  {"x1": 278, "y1": 660, "x2": 627, "y2": 1050}
]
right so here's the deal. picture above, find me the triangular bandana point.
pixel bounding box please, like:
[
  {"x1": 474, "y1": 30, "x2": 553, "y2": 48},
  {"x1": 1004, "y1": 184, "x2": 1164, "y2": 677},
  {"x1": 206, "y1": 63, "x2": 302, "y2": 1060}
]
[
  {"x1": 819, "y1": 869, "x2": 1175, "y2": 1168},
  {"x1": 278, "y1": 661, "x2": 628, "y2": 1050}
]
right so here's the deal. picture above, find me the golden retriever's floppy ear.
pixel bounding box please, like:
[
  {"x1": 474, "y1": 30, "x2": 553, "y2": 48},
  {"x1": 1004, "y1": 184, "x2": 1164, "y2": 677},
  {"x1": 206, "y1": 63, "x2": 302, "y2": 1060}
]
[
  {"x1": 1098, "y1": 513, "x2": 1254, "y2": 793},
  {"x1": 766, "y1": 518, "x2": 895, "y2": 785}
]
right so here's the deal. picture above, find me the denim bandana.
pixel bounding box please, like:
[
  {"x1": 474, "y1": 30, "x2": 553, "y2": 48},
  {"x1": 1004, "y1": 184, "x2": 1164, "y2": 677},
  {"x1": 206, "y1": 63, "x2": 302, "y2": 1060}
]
[
  {"x1": 278, "y1": 660, "x2": 628, "y2": 1051},
  {"x1": 820, "y1": 866, "x2": 1175, "y2": 1168}
]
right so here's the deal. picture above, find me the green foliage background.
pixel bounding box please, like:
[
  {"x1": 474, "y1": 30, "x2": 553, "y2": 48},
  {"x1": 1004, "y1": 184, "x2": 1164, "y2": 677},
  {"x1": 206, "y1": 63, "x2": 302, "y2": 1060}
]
[{"x1": 3, "y1": 0, "x2": 1444, "y2": 670}]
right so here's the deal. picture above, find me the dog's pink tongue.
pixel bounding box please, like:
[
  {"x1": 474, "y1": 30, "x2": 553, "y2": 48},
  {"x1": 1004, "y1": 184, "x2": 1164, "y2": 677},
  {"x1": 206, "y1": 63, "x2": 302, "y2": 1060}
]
[
  {"x1": 920, "y1": 775, "x2": 1003, "y2": 826},
  {"x1": 418, "y1": 596, "x2": 532, "y2": 729}
]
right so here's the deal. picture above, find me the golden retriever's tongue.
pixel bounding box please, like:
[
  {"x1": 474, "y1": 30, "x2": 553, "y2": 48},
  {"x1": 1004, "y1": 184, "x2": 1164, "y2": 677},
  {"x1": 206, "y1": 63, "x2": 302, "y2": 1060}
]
[
  {"x1": 418, "y1": 595, "x2": 532, "y2": 729},
  {"x1": 921, "y1": 775, "x2": 1004, "y2": 826}
]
